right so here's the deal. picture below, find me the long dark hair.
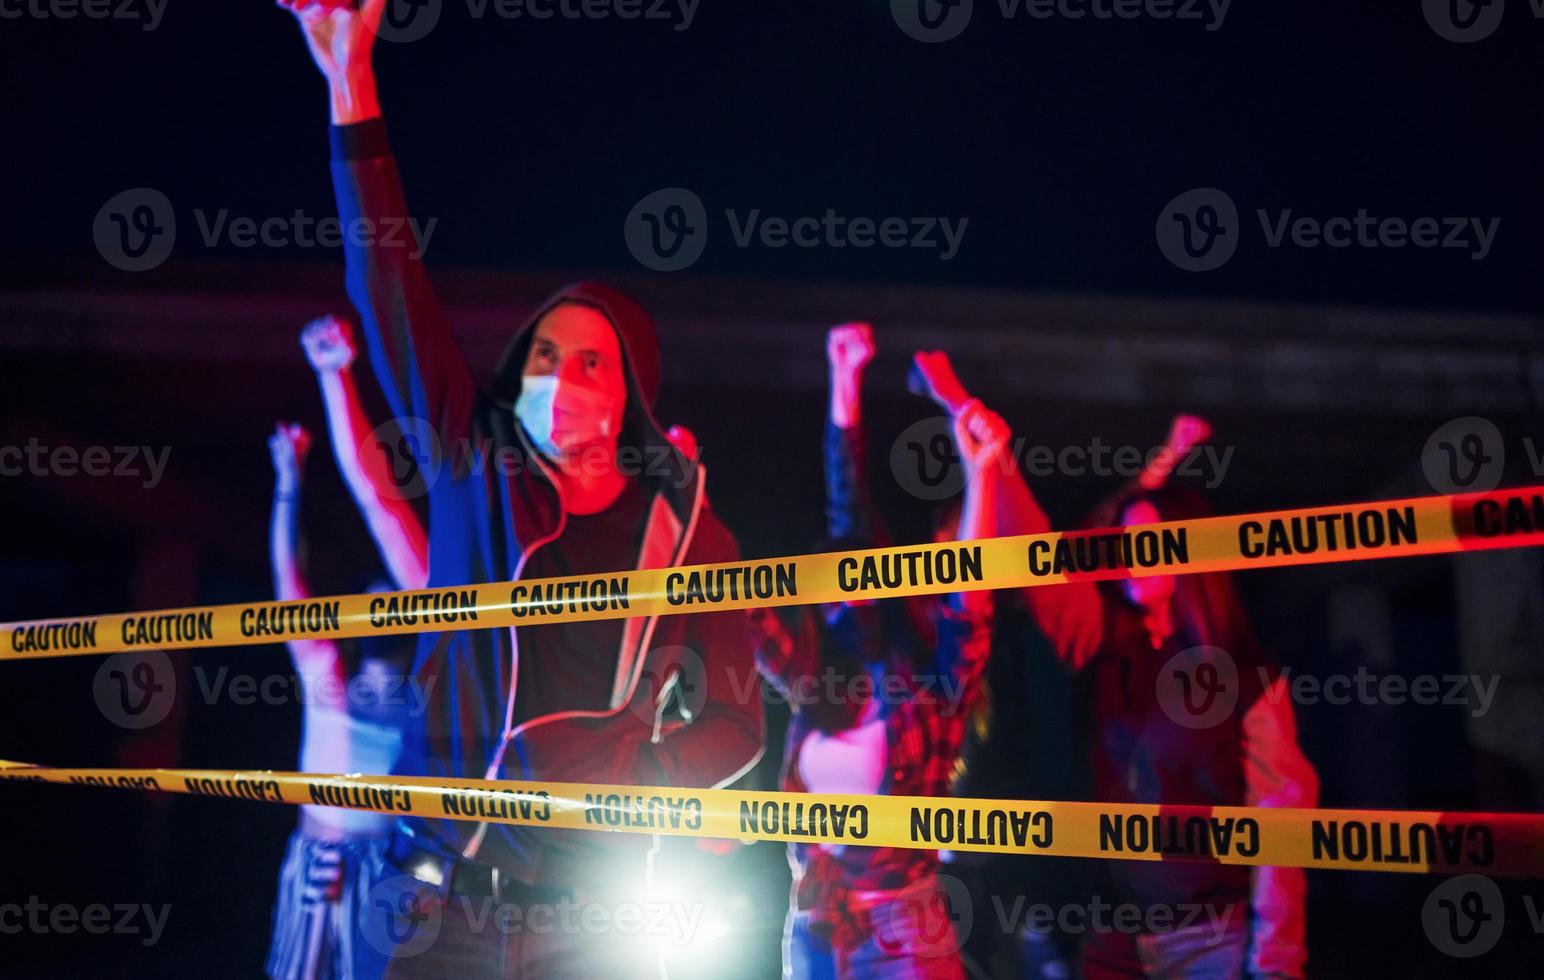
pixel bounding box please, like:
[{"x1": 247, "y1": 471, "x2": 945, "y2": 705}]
[
  {"x1": 341, "y1": 577, "x2": 417, "y2": 678},
  {"x1": 805, "y1": 537, "x2": 934, "y2": 734},
  {"x1": 1100, "y1": 487, "x2": 1261, "y2": 659}
]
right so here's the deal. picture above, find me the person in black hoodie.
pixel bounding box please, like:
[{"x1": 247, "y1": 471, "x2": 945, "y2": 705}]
[{"x1": 279, "y1": 2, "x2": 765, "y2": 976}]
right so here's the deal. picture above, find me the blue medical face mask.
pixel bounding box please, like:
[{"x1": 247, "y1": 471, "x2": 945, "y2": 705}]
[{"x1": 513, "y1": 374, "x2": 618, "y2": 458}]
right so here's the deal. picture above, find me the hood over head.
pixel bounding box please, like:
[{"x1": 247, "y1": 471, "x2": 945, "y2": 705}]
[{"x1": 489, "y1": 281, "x2": 692, "y2": 500}]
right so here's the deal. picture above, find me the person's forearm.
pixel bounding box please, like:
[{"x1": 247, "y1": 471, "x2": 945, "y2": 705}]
[
  {"x1": 1243, "y1": 686, "x2": 1315, "y2": 977},
  {"x1": 987, "y1": 438, "x2": 1106, "y2": 668},
  {"x1": 825, "y1": 419, "x2": 887, "y2": 544},
  {"x1": 270, "y1": 488, "x2": 307, "y2": 602},
  {"x1": 328, "y1": 68, "x2": 380, "y2": 126},
  {"x1": 271, "y1": 482, "x2": 346, "y2": 702},
  {"x1": 331, "y1": 115, "x2": 477, "y2": 460},
  {"x1": 317, "y1": 367, "x2": 430, "y2": 590},
  {"x1": 829, "y1": 366, "x2": 863, "y2": 430},
  {"x1": 952, "y1": 461, "x2": 998, "y2": 617},
  {"x1": 1250, "y1": 864, "x2": 1307, "y2": 978}
]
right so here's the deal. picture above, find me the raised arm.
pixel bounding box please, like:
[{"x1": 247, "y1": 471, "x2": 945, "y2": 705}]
[
  {"x1": 825, "y1": 323, "x2": 888, "y2": 544},
  {"x1": 891, "y1": 398, "x2": 1006, "y2": 714},
  {"x1": 267, "y1": 423, "x2": 347, "y2": 709},
  {"x1": 913, "y1": 350, "x2": 1106, "y2": 669},
  {"x1": 1084, "y1": 413, "x2": 1212, "y2": 529},
  {"x1": 949, "y1": 400, "x2": 1007, "y2": 619},
  {"x1": 301, "y1": 314, "x2": 429, "y2": 591},
  {"x1": 282, "y1": 0, "x2": 477, "y2": 469}
]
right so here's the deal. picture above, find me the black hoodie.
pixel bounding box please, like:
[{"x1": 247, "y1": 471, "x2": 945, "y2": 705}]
[{"x1": 329, "y1": 120, "x2": 763, "y2": 881}]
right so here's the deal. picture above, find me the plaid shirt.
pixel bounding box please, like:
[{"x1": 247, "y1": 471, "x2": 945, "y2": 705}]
[
  {"x1": 748, "y1": 597, "x2": 991, "y2": 946},
  {"x1": 746, "y1": 418, "x2": 993, "y2": 948}
]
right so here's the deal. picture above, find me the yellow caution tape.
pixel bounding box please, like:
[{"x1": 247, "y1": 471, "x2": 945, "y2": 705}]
[
  {"x1": 4, "y1": 485, "x2": 1544, "y2": 660},
  {"x1": 1, "y1": 760, "x2": 1539, "y2": 876}
]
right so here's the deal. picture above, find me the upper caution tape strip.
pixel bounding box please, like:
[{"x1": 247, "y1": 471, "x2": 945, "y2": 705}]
[
  {"x1": 5, "y1": 485, "x2": 1544, "y2": 659},
  {"x1": 2, "y1": 760, "x2": 1542, "y2": 876}
]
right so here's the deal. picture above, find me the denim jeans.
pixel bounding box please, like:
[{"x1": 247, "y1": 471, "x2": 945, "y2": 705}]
[
  {"x1": 1079, "y1": 904, "x2": 1249, "y2": 980},
  {"x1": 784, "y1": 900, "x2": 966, "y2": 979}
]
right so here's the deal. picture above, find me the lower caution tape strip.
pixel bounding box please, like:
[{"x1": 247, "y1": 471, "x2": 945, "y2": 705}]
[
  {"x1": 3, "y1": 761, "x2": 1542, "y2": 877},
  {"x1": 5, "y1": 485, "x2": 1544, "y2": 660}
]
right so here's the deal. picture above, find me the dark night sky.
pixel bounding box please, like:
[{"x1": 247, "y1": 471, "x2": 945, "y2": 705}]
[{"x1": 3, "y1": 0, "x2": 1540, "y2": 313}]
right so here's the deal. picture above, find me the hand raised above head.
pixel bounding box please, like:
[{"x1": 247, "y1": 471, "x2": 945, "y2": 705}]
[
  {"x1": 827, "y1": 322, "x2": 876, "y2": 377},
  {"x1": 300, "y1": 314, "x2": 358, "y2": 374}
]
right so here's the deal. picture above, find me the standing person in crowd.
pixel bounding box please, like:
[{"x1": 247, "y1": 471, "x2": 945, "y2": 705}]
[
  {"x1": 978, "y1": 408, "x2": 1319, "y2": 979},
  {"x1": 752, "y1": 323, "x2": 1015, "y2": 978},
  {"x1": 264, "y1": 408, "x2": 417, "y2": 980},
  {"x1": 279, "y1": 2, "x2": 764, "y2": 975}
]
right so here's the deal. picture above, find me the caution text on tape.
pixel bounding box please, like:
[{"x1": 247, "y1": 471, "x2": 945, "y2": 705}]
[
  {"x1": 2, "y1": 761, "x2": 1542, "y2": 877},
  {"x1": 5, "y1": 486, "x2": 1544, "y2": 659}
]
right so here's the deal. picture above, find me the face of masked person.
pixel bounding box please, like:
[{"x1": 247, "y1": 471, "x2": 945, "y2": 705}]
[
  {"x1": 514, "y1": 304, "x2": 627, "y2": 461},
  {"x1": 1119, "y1": 498, "x2": 1177, "y2": 610}
]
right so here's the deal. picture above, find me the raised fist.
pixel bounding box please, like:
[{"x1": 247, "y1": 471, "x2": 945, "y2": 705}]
[
  {"x1": 277, "y1": 0, "x2": 384, "y2": 84},
  {"x1": 911, "y1": 350, "x2": 971, "y2": 414},
  {"x1": 827, "y1": 323, "x2": 876, "y2": 378},
  {"x1": 1166, "y1": 413, "x2": 1212, "y2": 457},
  {"x1": 300, "y1": 314, "x2": 358, "y2": 374},
  {"x1": 268, "y1": 421, "x2": 313, "y2": 491},
  {"x1": 952, "y1": 400, "x2": 1009, "y2": 474}
]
